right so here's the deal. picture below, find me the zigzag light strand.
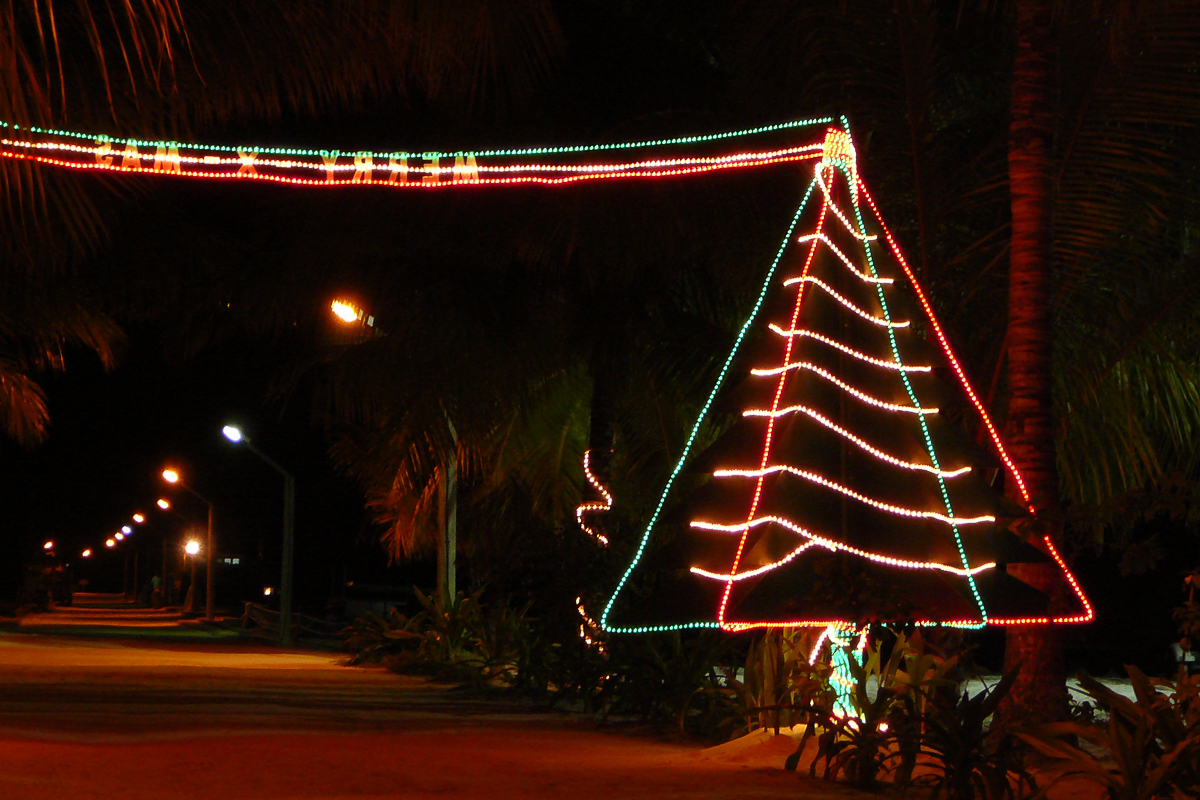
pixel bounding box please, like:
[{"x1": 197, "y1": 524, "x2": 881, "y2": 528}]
[
  {"x1": 826, "y1": 625, "x2": 868, "y2": 718},
  {"x1": 575, "y1": 450, "x2": 612, "y2": 546}
]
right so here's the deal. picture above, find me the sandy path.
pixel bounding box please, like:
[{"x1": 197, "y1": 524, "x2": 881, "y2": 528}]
[{"x1": 0, "y1": 632, "x2": 854, "y2": 800}]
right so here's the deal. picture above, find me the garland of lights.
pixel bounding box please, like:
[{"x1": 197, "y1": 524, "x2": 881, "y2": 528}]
[
  {"x1": 9, "y1": 113, "x2": 1091, "y2": 635},
  {"x1": 0, "y1": 118, "x2": 832, "y2": 188}
]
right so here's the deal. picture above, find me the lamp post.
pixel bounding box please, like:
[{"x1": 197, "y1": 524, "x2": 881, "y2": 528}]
[
  {"x1": 327, "y1": 299, "x2": 463, "y2": 606},
  {"x1": 163, "y1": 469, "x2": 215, "y2": 620},
  {"x1": 222, "y1": 425, "x2": 296, "y2": 646},
  {"x1": 184, "y1": 539, "x2": 201, "y2": 612}
]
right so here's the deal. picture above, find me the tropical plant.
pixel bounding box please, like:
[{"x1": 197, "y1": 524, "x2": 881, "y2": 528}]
[
  {"x1": 343, "y1": 587, "x2": 531, "y2": 686},
  {"x1": 800, "y1": 646, "x2": 901, "y2": 790},
  {"x1": 918, "y1": 669, "x2": 1039, "y2": 800},
  {"x1": 791, "y1": 631, "x2": 950, "y2": 788},
  {"x1": 729, "y1": 627, "x2": 831, "y2": 735},
  {"x1": 1016, "y1": 666, "x2": 1200, "y2": 800}
]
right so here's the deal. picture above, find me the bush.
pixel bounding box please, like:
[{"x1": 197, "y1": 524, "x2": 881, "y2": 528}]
[
  {"x1": 343, "y1": 588, "x2": 531, "y2": 686},
  {"x1": 1017, "y1": 665, "x2": 1200, "y2": 800}
]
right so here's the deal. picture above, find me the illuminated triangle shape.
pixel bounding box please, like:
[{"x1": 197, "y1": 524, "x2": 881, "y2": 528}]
[{"x1": 600, "y1": 125, "x2": 1092, "y2": 634}]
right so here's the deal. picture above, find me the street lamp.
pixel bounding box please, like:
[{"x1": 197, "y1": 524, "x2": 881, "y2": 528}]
[
  {"x1": 330, "y1": 300, "x2": 360, "y2": 323},
  {"x1": 82, "y1": 549, "x2": 91, "y2": 558},
  {"x1": 157, "y1": 499, "x2": 170, "y2": 510},
  {"x1": 184, "y1": 539, "x2": 201, "y2": 613},
  {"x1": 114, "y1": 532, "x2": 124, "y2": 541},
  {"x1": 222, "y1": 424, "x2": 296, "y2": 645},
  {"x1": 330, "y1": 299, "x2": 377, "y2": 331},
  {"x1": 328, "y1": 301, "x2": 453, "y2": 605},
  {"x1": 43, "y1": 541, "x2": 53, "y2": 550},
  {"x1": 162, "y1": 468, "x2": 215, "y2": 620},
  {"x1": 132, "y1": 513, "x2": 145, "y2": 524},
  {"x1": 121, "y1": 526, "x2": 132, "y2": 534},
  {"x1": 105, "y1": 538, "x2": 115, "y2": 548}
]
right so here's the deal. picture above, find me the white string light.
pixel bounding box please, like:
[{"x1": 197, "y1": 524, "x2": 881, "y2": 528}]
[
  {"x1": 712, "y1": 466, "x2": 995, "y2": 525},
  {"x1": 689, "y1": 543, "x2": 817, "y2": 582},
  {"x1": 780, "y1": 276, "x2": 909, "y2": 328},
  {"x1": 795, "y1": 233, "x2": 889, "y2": 281},
  {"x1": 768, "y1": 324, "x2": 930, "y2": 372},
  {"x1": 742, "y1": 403, "x2": 969, "y2": 478},
  {"x1": 691, "y1": 516, "x2": 998, "y2": 577},
  {"x1": 750, "y1": 361, "x2": 939, "y2": 415}
]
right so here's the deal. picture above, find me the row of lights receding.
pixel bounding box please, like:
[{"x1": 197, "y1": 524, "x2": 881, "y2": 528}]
[{"x1": 72, "y1": 301, "x2": 363, "y2": 562}]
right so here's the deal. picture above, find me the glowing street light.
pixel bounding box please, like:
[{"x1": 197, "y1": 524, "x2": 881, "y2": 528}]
[
  {"x1": 132, "y1": 513, "x2": 145, "y2": 524},
  {"x1": 115, "y1": 532, "x2": 124, "y2": 541},
  {"x1": 183, "y1": 539, "x2": 202, "y2": 613},
  {"x1": 221, "y1": 425, "x2": 242, "y2": 443},
  {"x1": 330, "y1": 299, "x2": 376, "y2": 330},
  {"x1": 106, "y1": 539, "x2": 116, "y2": 548},
  {"x1": 82, "y1": 549, "x2": 91, "y2": 558},
  {"x1": 157, "y1": 499, "x2": 170, "y2": 510},
  {"x1": 121, "y1": 526, "x2": 132, "y2": 534},
  {"x1": 330, "y1": 300, "x2": 360, "y2": 323},
  {"x1": 162, "y1": 467, "x2": 215, "y2": 620},
  {"x1": 43, "y1": 541, "x2": 54, "y2": 550}
]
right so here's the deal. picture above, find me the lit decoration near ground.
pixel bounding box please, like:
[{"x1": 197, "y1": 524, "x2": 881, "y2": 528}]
[
  {"x1": 6, "y1": 113, "x2": 1090, "y2": 639},
  {"x1": 576, "y1": 596, "x2": 606, "y2": 655}
]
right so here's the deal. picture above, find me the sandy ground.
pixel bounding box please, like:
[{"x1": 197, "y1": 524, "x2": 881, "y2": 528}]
[
  {"x1": 0, "y1": 629, "x2": 860, "y2": 800},
  {"x1": 0, "y1": 599, "x2": 1109, "y2": 800}
]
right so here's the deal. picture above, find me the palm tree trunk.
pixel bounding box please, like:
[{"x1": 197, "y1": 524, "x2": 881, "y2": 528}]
[{"x1": 1002, "y1": 0, "x2": 1068, "y2": 723}]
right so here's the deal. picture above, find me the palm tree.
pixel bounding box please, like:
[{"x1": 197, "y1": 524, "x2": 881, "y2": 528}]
[{"x1": 1003, "y1": 0, "x2": 1067, "y2": 720}]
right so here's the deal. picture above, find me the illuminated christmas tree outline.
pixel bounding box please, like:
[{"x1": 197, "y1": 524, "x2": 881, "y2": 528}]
[{"x1": 597, "y1": 120, "x2": 1092, "y2": 637}]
